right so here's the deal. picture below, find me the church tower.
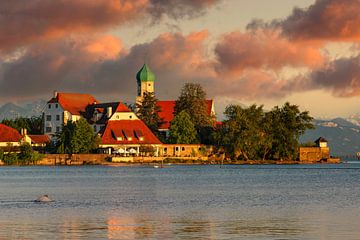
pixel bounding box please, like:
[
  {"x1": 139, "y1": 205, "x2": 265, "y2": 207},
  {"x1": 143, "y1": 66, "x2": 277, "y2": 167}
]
[{"x1": 136, "y1": 64, "x2": 155, "y2": 105}]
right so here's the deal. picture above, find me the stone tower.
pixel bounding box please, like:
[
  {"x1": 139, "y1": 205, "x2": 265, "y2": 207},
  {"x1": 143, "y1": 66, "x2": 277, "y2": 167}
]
[{"x1": 136, "y1": 64, "x2": 155, "y2": 105}]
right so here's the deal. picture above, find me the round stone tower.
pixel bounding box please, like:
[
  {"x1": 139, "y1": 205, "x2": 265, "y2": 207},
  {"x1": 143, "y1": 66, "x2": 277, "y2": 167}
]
[{"x1": 136, "y1": 63, "x2": 155, "y2": 105}]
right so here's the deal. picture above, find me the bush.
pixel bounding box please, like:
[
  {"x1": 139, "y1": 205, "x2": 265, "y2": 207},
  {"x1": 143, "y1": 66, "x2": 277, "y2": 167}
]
[{"x1": 3, "y1": 153, "x2": 19, "y2": 165}]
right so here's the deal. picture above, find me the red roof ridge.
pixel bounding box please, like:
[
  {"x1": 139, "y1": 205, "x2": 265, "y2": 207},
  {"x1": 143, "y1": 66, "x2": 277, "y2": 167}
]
[
  {"x1": 0, "y1": 124, "x2": 22, "y2": 142},
  {"x1": 49, "y1": 92, "x2": 98, "y2": 115}
]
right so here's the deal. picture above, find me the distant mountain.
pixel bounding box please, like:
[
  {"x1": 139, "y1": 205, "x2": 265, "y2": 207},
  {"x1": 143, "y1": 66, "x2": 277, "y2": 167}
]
[
  {"x1": 301, "y1": 118, "x2": 360, "y2": 157},
  {"x1": 0, "y1": 100, "x2": 46, "y2": 120},
  {"x1": 347, "y1": 113, "x2": 360, "y2": 126}
]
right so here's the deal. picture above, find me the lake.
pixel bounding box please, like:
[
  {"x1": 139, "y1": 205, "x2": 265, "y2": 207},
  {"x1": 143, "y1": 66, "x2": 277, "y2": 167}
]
[{"x1": 1, "y1": 164, "x2": 360, "y2": 239}]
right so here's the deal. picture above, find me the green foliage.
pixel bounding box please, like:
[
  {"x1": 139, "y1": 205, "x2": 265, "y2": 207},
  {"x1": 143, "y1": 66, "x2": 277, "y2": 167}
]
[
  {"x1": 2, "y1": 153, "x2": 18, "y2": 165},
  {"x1": 169, "y1": 111, "x2": 198, "y2": 144},
  {"x1": 18, "y1": 143, "x2": 33, "y2": 161},
  {"x1": 174, "y1": 83, "x2": 214, "y2": 129},
  {"x1": 55, "y1": 118, "x2": 99, "y2": 154},
  {"x1": 0, "y1": 149, "x2": 4, "y2": 160},
  {"x1": 1, "y1": 116, "x2": 43, "y2": 134},
  {"x1": 136, "y1": 92, "x2": 164, "y2": 135},
  {"x1": 300, "y1": 141, "x2": 317, "y2": 147},
  {"x1": 217, "y1": 102, "x2": 314, "y2": 161}
]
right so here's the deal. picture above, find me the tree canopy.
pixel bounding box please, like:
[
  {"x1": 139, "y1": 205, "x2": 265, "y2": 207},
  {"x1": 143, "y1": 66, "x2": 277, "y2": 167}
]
[
  {"x1": 56, "y1": 118, "x2": 99, "y2": 154},
  {"x1": 169, "y1": 110, "x2": 198, "y2": 144},
  {"x1": 217, "y1": 102, "x2": 314, "y2": 160},
  {"x1": 1, "y1": 116, "x2": 43, "y2": 134},
  {"x1": 136, "y1": 92, "x2": 163, "y2": 133},
  {"x1": 174, "y1": 83, "x2": 213, "y2": 128}
]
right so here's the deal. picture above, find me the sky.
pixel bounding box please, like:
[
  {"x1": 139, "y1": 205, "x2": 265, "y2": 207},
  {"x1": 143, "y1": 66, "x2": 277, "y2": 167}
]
[{"x1": 0, "y1": 0, "x2": 360, "y2": 119}]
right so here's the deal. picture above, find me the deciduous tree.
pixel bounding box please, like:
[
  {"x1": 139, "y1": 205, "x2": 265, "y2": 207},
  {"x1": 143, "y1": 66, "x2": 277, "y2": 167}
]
[{"x1": 169, "y1": 111, "x2": 198, "y2": 144}]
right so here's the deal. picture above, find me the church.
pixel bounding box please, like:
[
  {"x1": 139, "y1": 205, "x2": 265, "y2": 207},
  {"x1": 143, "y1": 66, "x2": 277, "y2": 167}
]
[
  {"x1": 42, "y1": 64, "x2": 216, "y2": 156},
  {"x1": 135, "y1": 64, "x2": 216, "y2": 135}
]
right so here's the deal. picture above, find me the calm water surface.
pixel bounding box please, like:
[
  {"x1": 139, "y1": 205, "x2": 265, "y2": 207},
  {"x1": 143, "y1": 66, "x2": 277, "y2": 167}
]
[{"x1": 1, "y1": 164, "x2": 360, "y2": 239}]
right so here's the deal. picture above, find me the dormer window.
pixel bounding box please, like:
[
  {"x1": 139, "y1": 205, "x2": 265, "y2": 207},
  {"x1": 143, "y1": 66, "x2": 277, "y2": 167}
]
[
  {"x1": 48, "y1": 104, "x2": 51, "y2": 109},
  {"x1": 129, "y1": 115, "x2": 132, "y2": 119},
  {"x1": 139, "y1": 137, "x2": 144, "y2": 141},
  {"x1": 55, "y1": 104, "x2": 58, "y2": 108},
  {"x1": 117, "y1": 136, "x2": 123, "y2": 141},
  {"x1": 128, "y1": 137, "x2": 133, "y2": 141}
]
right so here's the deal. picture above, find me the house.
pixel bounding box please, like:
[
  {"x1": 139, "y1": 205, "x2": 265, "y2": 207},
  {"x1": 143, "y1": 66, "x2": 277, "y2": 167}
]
[
  {"x1": 0, "y1": 124, "x2": 22, "y2": 149},
  {"x1": 97, "y1": 103, "x2": 162, "y2": 155},
  {"x1": 44, "y1": 92, "x2": 97, "y2": 137},
  {"x1": 43, "y1": 92, "x2": 162, "y2": 155},
  {"x1": 21, "y1": 129, "x2": 50, "y2": 151},
  {"x1": 299, "y1": 137, "x2": 330, "y2": 162}
]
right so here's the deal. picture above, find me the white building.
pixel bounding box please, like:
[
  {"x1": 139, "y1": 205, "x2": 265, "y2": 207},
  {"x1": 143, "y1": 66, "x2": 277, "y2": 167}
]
[{"x1": 44, "y1": 92, "x2": 97, "y2": 138}]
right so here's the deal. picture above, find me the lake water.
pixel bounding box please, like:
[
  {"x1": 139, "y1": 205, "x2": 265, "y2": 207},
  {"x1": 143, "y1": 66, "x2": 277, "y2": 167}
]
[{"x1": 1, "y1": 164, "x2": 360, "y2": 239}]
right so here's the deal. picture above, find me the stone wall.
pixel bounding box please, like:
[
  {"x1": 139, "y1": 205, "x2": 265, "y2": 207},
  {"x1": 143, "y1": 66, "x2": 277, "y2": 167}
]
[
  {"x1": 299, "y1": 147, "x2": 330, "y2": 162},
  {"x1": 40, "y1": 154, "x2": 109, "y2": 165}
]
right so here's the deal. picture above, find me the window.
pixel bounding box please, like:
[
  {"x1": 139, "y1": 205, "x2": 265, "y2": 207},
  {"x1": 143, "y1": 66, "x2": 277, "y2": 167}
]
[
  {"x1": 148, "y1": 84, "x2": 151, "y2": 86},
  {"x1": 129, "y1": 115, "x2": 132, "y2": 119},
  {"x1": 175, "y1": 147, "x2": 179, "y2": 151},
  {"x1": 46, "y1": 115, "x2": 51, "y2": 121},
  {"x1": 56, "y1": 115, "x2": 60, "y2": 121},
  {"x1": 48, "y1": 104, "x2": 51, "y2": 109},
  {"x1": 182, "y1": 147, "x2": 185, "y2": 151},
  {"x1": 55, "y1": 104, "x2": 58, "y2": 108},
  {"x1": 46, "y1": 127, "x2": 52, "y2": 133},
  {"x1": 56, "y1": 126, "x2": 60, "y2": 132}
]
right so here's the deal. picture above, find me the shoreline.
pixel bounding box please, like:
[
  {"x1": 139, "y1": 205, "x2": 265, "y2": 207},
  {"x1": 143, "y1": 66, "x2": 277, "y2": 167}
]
[{"x1": 0, "y1": 158, "x2": 342, "y2": 166}]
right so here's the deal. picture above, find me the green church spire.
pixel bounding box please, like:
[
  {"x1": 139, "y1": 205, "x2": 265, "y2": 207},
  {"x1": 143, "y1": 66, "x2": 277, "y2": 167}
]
[{"x1": 136, "y1": 64, "x2": 155, "y2": 83}]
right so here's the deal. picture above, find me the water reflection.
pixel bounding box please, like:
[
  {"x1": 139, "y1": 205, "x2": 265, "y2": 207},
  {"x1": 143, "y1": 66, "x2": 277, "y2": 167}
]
[
  {"x1": 1, "y1": 165, "x2": 360, "y2": 239},
  {"x1": 106, "y1": 211, "x2": 309, "y2": 240}
]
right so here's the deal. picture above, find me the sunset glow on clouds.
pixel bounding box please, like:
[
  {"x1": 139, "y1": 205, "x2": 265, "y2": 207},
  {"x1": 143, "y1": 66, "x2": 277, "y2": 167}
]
[{"x1": 0, "y1": 0, "x2": 360, "y2": 117}]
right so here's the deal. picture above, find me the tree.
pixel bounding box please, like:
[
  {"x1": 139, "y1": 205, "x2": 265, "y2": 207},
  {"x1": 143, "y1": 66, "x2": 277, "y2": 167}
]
[
  {"x1": 136, "y1": 92, "x2": 163, "y2": 133},
  {"x1": 18, "y1": 143, "x2": 33, "y2": 161},
  {"x1": 1, "y1": 116, "x2": 43, "y2": 134},
  {"x1": 174, "y1": 83, "x2": 213, "y2": 129},
  {"x1": 217, "y1": 102, "x2": 314, "y2": 161},
  {"x1": 56, "y1": 118, "x2": 99, "y2": 154},
  {"x1": 169, "y1": 111, "x2": 198, "y2": 144},
  {"x1": 220, "y1": 104, "x2": 265, "y2": 160},
  {"x1": 267, "y1": 102, "x2": 314, "y2": 160}
]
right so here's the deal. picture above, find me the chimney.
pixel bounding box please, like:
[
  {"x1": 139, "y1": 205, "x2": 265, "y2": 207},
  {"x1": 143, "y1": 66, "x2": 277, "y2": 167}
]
[
  {"x1": 107, "y1": 106, "x2": 112, "y2": 118},
  {"x1": 53, "y1": 90, "x2": 58, "y2": 98},
  {"x1": 20, "y1": 128, "x2": 27, "y2": 136}
]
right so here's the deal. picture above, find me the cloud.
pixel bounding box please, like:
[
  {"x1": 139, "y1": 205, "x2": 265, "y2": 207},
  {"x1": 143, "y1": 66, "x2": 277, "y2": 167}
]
[
  {"x1": 0, "y1": 31, "x2": 211, "y2": 101},
  {"x1": 0, "y1": 35, "x2": 125, "y2": 101},
  {"x1": 303, "y1": 55, "x2": 360, "y2": 97},
  {"x1": 0, "y1": 0, "x2": 221, "y2": 52},
  {"x1": 148, "y1": 0, "x2": 222, "y2": 20},
  {"x1": 280, "y1": 0, "x2": 360, "y2": 42},
  {"x1": 0, "y1": 0, "x2": 149, "y2": 52},
  {"x1": 214, "y1": 29, "x2": 325, "y2": 77}
]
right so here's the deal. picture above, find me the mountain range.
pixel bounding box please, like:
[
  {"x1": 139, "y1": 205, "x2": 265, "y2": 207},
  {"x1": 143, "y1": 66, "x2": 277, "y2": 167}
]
[
  {"x1": 0, "y1": 100, "x2": 46, "y2": 120},
  {"x1": 0, "y1": 100, "x2": 359, "y2": 156}
]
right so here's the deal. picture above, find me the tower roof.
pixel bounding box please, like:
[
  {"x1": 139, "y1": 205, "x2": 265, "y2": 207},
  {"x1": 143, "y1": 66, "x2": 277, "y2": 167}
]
[{"x1": 136, "y1": 64, "x2": 155, "y2": 83}]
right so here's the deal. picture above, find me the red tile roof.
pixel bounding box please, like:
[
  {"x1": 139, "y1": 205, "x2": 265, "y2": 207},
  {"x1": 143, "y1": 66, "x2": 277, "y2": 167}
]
[
  {"x1": 28, "y1": 135, "x2": 51, "y2": 144},
  {"x1": 48, "y1": 92, "x2": 98, "y2": 115},
  {"x1": 101, "y1": 120, "x2": 162, "y2": 145},
  {"x1": 0, "y1": 124, "x2": 22, "y2": 142},
  {"x1": 115, "y1": 103, "x2": 131, "y2": 112},
  {"x1": 156, "y1": 100, "x2": 214, "y2": 130}
]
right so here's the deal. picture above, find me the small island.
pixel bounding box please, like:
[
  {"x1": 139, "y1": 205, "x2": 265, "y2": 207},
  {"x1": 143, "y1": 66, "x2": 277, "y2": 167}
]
[{"x1": 0, "y1": 65, "x2": 340, "y2": 166}]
